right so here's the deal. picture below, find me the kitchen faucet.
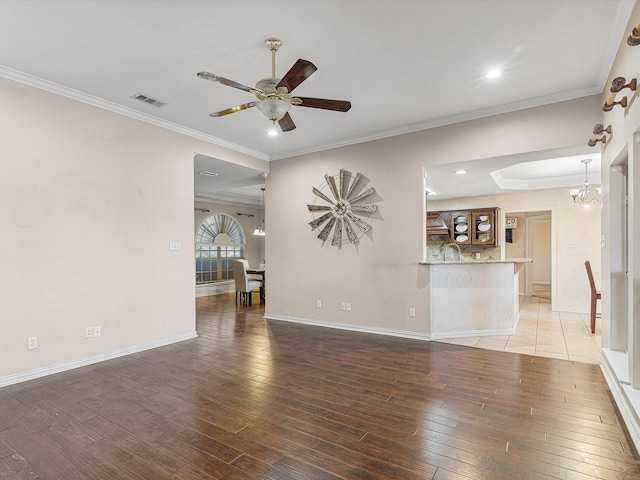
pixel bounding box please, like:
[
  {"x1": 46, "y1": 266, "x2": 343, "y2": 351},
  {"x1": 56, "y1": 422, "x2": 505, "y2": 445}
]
[{"x1": 443, "y1": 243, "x2": 462, "y2": 262}]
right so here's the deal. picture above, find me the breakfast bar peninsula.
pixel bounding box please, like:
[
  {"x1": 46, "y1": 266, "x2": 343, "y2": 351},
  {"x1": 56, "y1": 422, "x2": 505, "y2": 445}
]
[{"x1": 420, "y1": 258, "x2": 532, "y2": 339}]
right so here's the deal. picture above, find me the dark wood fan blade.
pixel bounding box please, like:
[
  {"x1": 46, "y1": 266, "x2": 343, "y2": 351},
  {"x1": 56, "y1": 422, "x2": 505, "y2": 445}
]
[
  {"x1": 209, "y1": 102, "x2": 258, "y2": 117},
  {"x1": 278, "y1": 112, "x2": 296, "y2": 132},
  {"x1": 197, "y1": 71, "x2": 256, "y2": 93},
  {"x1": 296, "y1": 97, "x2": 352, "y2": 112},
  {"x1": 276, "y1": 59, "x2": 317, "y2": 93}
]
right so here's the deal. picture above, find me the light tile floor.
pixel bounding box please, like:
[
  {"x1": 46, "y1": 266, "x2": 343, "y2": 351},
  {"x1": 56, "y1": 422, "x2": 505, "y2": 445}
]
[{"x1": 435, "y1": 295, "x2": 602, "y2": 364}]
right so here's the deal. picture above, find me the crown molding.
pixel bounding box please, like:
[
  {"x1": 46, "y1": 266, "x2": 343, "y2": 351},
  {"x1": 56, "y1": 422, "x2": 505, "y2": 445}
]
[
  {"x1": 269, "y1": 87, "x2": 602, "y2": 161},
  {"x1": 0, "y1": 64, "x2": 608, "y2": 164},
  {"x1": 0, "y1": 65, "x2": 269, "y2": 161}
]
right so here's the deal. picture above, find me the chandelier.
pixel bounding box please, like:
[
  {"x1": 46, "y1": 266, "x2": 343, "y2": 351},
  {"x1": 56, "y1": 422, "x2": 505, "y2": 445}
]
[{"x1": 569, "y1": 159, "x2": 601, "y2": 206}]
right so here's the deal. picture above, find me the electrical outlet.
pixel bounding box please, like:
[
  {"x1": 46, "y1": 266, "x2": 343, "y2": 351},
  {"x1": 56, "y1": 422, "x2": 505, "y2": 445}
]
[
  {"x1": 85, "y1": 327, "x2": 93, "y2": 338},
  {"x1": 346, "y1": 303, "x2": 351, "y2": 311},
  {"x1": 28, "y1": 336, "x2": 37, "y2": 349},
  {"x1": 341, "y1": 302, "x2": 346, "y2": 311},
  {"x1": 94, "y1": 326, "x2": 101, "y2": 337},
  {"x1": 409, "y1": 308, "x2": 416, "y2": 317},
  {"x1": 316, "y1": 300, "x2": 322, "y2": 308}
]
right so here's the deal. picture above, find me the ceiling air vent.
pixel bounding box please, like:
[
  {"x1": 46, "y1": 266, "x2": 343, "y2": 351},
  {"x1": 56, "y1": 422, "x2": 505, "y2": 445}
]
[{"x1": 131, "y1": 93, "x2": 168, "y2": 108}]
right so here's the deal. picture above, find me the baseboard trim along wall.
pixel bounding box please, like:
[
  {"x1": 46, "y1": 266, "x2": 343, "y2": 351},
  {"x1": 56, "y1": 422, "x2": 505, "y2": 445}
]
[
  {"x1": 264, "y1": 313, "x2": 514, "y2": 342},
  {"x1": 195, "y1": 281, "x2": 235, "y2": 297},
  {"x1": 265, "y1": 313, "x2": 432, "y2": 342},
  {"x1": 0, "y1": 331, "x2": 198, "y2": 388},
  {"x1": 600, "y1": 348, "x2": 640, "y2": 452},
  {"x1": 430, "y1": 327, "x2": 517, "y2": 340}
]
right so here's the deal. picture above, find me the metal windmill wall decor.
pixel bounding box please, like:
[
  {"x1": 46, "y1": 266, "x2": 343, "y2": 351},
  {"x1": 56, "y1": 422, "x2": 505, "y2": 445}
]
[{"x1": 307, "y1": 169, "x2": 378, "y2": 248}]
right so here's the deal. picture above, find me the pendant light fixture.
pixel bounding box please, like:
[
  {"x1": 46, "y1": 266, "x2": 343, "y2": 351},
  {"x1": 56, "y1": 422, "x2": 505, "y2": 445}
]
[
  {"x1": 569, "y1": 159, "x2": 601, "y2": 206},
  {"x1": 253, "y1": 187, "x2": 266, "y2": 236}
]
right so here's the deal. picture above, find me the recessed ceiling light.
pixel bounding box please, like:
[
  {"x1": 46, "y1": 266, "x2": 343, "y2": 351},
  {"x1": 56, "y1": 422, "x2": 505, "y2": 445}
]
[
  {"x1": 455, "y1": 169, "x2": 467, "y2": 175},
  {"x1": 486, "y1": 69, "x2": 501, "y2": 79},
  {"x1": 198, "y1": 171, "x2": 219, "y2": 177},
  {"x1": 268, "y1": 128, "x2": 279, "y2": 136}
]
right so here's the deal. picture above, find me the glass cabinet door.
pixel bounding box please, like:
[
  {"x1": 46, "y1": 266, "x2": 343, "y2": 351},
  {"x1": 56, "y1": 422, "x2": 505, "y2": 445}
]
[
  {"x1": 472, "y1": 211, "x2": 495, "y2": 245},
  {"x1": 450, "y1": 212, "x2": 472, "y2": 245}
]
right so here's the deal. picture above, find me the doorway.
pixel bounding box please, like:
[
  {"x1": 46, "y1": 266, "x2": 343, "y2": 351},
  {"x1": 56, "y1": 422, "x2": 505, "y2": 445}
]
[
  {"x1": 528, "y1": 214, "x2": 552, "y2": 300},
  {"x1": 501, "y1": 209, "x2": 554, "y2": 306}
]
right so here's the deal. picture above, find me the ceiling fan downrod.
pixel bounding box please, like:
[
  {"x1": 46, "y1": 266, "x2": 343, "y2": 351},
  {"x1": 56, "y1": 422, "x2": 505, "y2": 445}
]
[{"x1": 265, "y1": 37, "x2": 282, "y2": 79}]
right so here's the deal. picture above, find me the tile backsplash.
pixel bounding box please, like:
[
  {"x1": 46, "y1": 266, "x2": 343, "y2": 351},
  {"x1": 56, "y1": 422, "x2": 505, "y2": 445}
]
[{"x1": 427, "y1": 235, "x2": 500, "y2": 261}]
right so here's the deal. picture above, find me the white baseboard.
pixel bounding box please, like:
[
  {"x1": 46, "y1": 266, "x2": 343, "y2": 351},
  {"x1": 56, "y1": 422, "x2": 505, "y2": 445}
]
[
  {"x1": 430, "y1": 326, "x2": 516, "y2": 341},
  {"x1": 600, "y1": 348, "x2": 640, "y2": 452},
  {"x1": 264, "y1": 313, "x2": 432, "y2": 342},
  {"x1": 0, "y1": 331, "x2": 198, "y2": 388},
  {"x1": 196, "y1": 281, "x2": 234, "y2": 297},
  {"x1": 264, "y1": 313, "x2": 516, "y2": 342}
]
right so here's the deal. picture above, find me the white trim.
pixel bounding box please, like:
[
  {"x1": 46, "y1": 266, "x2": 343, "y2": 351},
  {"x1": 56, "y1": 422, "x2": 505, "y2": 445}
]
[
  {"x1": 264, "y1": 313, "x2": 517, "y2": 342},
  {"x1": 196, "y1": 281, "x2": 235, "y2": 297},
  {"x1": 0, "y1": 331, "x2": 197, "y2": 388},
  {"x1": 268, "y1": 89, "x2": 601, "y2": 161},
  {"x1": 602, "y1": 348, "x2": 630, "y2": 384},
  {"x1": 0, "y1": 60, "x2": 624, "y2": 164},
  {"x1": 430, "y1": 326, "x2": 517, "y2": 341},
  {"x1": 600, "y1": 349, "x2": 640, "y2": 452},
  {"x1": 0, "y1": 65, "x2": 268, "y2": 161},
  {"x1": 500, "y1": 208, "x2": 555, "y2": 308},
  {"x1": 264, "y1": 313, "x2": 432, "y2": 341}
]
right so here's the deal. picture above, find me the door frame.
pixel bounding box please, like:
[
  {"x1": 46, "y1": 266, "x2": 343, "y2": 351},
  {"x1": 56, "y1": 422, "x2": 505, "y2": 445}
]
[{"x1": 500, "y1": 208, "x2": 556, "y2": 310}]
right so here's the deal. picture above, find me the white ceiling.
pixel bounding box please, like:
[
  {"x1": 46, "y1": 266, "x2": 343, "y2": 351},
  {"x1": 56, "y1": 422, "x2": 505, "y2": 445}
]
[{"x1": 0, "y1": 0, "x2": 631, "y2": 205}]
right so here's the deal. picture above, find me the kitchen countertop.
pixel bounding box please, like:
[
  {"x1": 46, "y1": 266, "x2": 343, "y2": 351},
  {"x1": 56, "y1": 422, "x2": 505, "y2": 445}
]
[{"x1": 420, "y1": 258, "x2": 532, "y2": 265}]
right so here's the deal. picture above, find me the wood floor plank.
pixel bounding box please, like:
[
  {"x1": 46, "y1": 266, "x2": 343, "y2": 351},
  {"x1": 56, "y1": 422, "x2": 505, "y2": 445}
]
[{"x1": 0, "y1": 292, "x2": 638, "y2": 479}]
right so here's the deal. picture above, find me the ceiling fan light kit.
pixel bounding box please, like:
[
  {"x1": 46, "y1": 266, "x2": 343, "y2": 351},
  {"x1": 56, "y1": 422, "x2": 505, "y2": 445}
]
[{"x1": 197, "y1": 37, "x2": 351, "y2": 132}]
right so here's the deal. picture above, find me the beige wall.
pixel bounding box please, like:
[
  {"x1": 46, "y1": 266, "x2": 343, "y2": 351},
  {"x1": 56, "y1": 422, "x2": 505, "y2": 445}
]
[
  {"x1": 0, "y1": 43, "x2": 611, "y2": 381},
  {"x1": 429, "y1": 189, "x2": 600, "y2": 312},
  {"x1": 266, "y1": 96, "x2": 603, "y2": 333},
  {"x1": 0, "y1": 76, "x2": 268, "y2": 382}
]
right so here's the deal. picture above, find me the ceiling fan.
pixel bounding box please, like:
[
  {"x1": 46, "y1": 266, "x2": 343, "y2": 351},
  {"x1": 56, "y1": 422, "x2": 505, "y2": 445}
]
[{"x1": 197, "y1": 37, "x2": 351, "y2": 132}]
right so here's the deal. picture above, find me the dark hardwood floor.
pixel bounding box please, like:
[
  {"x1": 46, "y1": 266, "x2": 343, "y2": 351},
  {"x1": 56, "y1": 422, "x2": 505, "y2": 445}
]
[{"x1": 1, "y1": 293, "x2": 639, "y2": 479}]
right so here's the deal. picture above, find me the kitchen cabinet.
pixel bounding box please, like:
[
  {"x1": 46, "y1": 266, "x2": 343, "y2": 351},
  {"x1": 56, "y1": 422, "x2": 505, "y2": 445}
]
[
  {"x1": 450, "y1": 212, "x2": 472, "y2": 245},
  {"x1": 470, "y1": 209, "x2": 497, "y2": 246},
  {"x1": 431, "y1": 208, "x2": 499, "y2": 246},
  {"x1": 426, "y1": 212, "x2": 449, "y2": 235}
]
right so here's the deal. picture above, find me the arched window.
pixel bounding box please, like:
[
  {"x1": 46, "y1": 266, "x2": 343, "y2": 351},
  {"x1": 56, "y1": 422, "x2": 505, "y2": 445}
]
[{"x1": 195, "y1": 213, "x2": 246, "y2": 284}]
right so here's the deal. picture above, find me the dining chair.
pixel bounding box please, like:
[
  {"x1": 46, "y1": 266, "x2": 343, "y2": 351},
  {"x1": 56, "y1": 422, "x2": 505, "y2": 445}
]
[
  {"x1": 233, "y1": 260, "x2": 262, "y2": 306},
  {"x1": 238, "y1": 258, "x2": 263, "y2": 282},
  {"x1": 238, "y1": 258, "x2": 265, "y2": 302},
  {"x1": 584, "y1": 260, "x2": 601, "y2": 334}
]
